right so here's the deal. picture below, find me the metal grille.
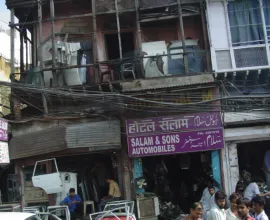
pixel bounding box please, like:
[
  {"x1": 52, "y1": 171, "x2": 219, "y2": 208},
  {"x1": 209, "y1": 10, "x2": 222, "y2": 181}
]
[
  {"x1": 234, "y1": 47, "x2": 268, "y2": 68},
  {"x1": 216, "y1": 50, "x2": 232, "y2": 70},
  {"x1": 66, "y1": 120, "x2": 121, "y2": 150}
]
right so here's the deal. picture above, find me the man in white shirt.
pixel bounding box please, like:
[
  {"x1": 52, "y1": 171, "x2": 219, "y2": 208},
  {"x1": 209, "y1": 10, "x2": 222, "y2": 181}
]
[
  {"x1": 201, "y1": 178, "x2": 219, "y2": 214},
  {"x1": 252, "y1": 196, "x2": 269, "y2": 220},
  {"x1": 202, "y1": 186, "x2": 216, "y2": 219},
  {"x1": 244, "y1": 176, "x2": 270, "y2": 201},
  {"x1": 207, "y1": 191, "x2": 227, "y2": 220}
]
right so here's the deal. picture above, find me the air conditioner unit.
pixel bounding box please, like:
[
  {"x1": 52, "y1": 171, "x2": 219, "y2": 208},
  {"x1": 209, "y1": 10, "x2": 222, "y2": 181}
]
[{"x1": 136, "y1": 196, "x2": 159, "y2": 219}]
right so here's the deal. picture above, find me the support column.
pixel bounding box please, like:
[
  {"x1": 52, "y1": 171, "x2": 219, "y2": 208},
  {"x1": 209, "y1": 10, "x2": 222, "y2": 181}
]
[
  {"x1": 135, "y1": 0, "x2": 144, "y2": 78},
  {"x1": 221, "y1": 142, "x2": 239, "y2": 195},
  {"x1": 20, "y1": 28, "x2": 24, "y2": 73},
  {"x1": 177, "y1": 0, "x2": 189, "y2": 74},
  {"x1": 115, "y1": 0, "x2": 122, "y2": 59},
  {"x1": 50, "y1": 0, "x2": 57, "y2": 86},
  {"x1": 10, "y1": 9, "x2": 22, "y2": 120},
  {"x1": 91, "y1": 0, "x2": 98, "y2": 84},
  {"x1": 10, "y1": 9, "x2": 15, "y2": 75},
  {"x1": 38, "y1": 0, "x2": 49, "y2": 114}
]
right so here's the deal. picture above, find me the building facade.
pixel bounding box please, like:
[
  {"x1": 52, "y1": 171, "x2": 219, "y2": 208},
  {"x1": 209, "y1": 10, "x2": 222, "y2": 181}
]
[{"x1": 3, "y1": 0, "x2": 269, "y2": 215}]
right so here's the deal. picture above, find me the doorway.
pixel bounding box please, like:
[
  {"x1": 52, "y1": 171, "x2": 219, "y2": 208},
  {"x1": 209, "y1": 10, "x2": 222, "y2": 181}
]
[{"x1": 105, "y1": 32, "x2": 135, "y2": 60}]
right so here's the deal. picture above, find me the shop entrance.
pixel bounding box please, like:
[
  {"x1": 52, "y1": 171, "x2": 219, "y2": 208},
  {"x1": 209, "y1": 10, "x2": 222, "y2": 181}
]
[
  {"x1": 141, "y1": 151, "x2": 217, "y2": 213},
  {"x1": 237, "y1": 140, "x2": 270, "y2": 179},
  {"x1": 27, "y1": 152, "x2": 121, "y2": 216},
  {"x1": 56, "y1": 153, "x2": 120, "y2": 205}
]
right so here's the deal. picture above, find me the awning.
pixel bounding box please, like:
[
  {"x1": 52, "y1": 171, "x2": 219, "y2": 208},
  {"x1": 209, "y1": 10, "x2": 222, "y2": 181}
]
[{"x1": 9, "y1": 120, "x2": 121, "y2": 160}]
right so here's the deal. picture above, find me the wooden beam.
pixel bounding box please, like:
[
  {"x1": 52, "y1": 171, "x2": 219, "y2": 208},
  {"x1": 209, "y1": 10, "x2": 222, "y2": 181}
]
[
  {"x1": 177, "y1": 0, "x2": 189, "y2": 74},
  {"x1": 92, "y1": 0, "x2": 98, "y2": 84},
  {"x1": 38, "y1": 0, "x2": 48, "y2": 114},
  {"x1": 135, "y1": 0, "x2": 143, "y2": 78},
  {"x1": 50, "y1": 0, "x2": 57, "y2": 87},
  {"x1": 115, "y1": 0, "x2": 123, "y2": 59}
]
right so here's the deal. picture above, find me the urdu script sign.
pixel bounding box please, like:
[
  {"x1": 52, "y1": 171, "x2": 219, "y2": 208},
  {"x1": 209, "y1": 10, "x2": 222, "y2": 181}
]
[{"x1": 125, "y1": 112, "x2": 224, "y2": 157}]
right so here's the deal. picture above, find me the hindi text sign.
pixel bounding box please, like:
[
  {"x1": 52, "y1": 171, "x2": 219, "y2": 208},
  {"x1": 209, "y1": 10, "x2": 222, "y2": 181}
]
[{"x1": 126, "y1": 112, "x2": 224, "y2": 157}]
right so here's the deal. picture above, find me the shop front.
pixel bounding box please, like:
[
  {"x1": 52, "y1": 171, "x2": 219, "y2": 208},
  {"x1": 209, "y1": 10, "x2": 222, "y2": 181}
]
[
  {"x1": 7, "y1": 119, "x2": 126, "y2": 215},
  {"x1": 222, "y1": 125, "x2": 270, "y2": 196},
  {"x1": 126, "y1": 112, "x2": 224, "y2": 219}
]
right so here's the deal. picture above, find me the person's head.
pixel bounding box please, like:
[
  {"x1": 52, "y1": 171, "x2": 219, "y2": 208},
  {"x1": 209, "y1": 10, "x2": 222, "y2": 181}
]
[
  {"x1": 251, "y1": 176, "x2": 264, "y2": 185},
  {"x1": 105, "y1": 175, "x2": 112, "y2": 184},
  {"x1": 229, "y1": 193, "x2": 241, "y2": 211},
  {"x1": 69, "y1": 188, "x2": 75, "y2": 197},
  {"x1": 237, "y1": 198, "x2": 252, "y2": 218},
  {"x1": 206, "y1": 177, "x2": 214, "y2": 187},
  {"x1": 208, "y1": 185, "x2": 215, "y2": 196},
  {"x1": 252, "y1": 196, "x2": 265, "y2": 214},
  {"x1": 215, "y1": 191, "x2": 227, "y2": 209},
  {"x1": 189, "y1": 202, "x2": 203, "y2": 219}
]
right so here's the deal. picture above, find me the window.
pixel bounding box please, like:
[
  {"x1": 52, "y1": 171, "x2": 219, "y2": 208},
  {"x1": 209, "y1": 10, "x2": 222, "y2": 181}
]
[{"x1": 228, "y1": 0, "x2": 264, "y2": 46}]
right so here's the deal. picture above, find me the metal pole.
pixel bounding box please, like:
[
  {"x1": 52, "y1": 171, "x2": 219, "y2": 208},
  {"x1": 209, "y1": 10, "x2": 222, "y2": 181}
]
[
  {"x1": 38, "y1": 0, "x2": 48, "y2": 114},
  {"x1": 177, "y1": 0, "x2": 188, "y2": 74},
  {"x1": 115, "y1": 0, "x2": 122, "y2": 59},
  {"x1": 20, "y1": 27, "x2": 24, "y2": 74},
  {"x1": 200, "y1": 3, "x2": 211, "y2": 72},
  {"x1": 10, "y1": 9, "x2": 15, "y2": 74},
  {"x1": 38, "y1": 0, "x2": 43, "y2": 69},
  {"x1": 25, "y1": 30, "x2": 29, "y2": 71},
  {"x1": 91, "y1": 0, "x2": 98, "y2": 83},
  {"x1": 50, "y1": 0, "x2": 57, "y2": 86}
]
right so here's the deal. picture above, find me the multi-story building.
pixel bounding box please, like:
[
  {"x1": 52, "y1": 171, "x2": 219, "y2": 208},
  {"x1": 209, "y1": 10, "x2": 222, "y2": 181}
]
[
  {"x1": 3, "y1": 0, "x2": 269, "y2": 215},
  {"x1": 206, "y1": 0, "x2": 270, "y2": 196}
]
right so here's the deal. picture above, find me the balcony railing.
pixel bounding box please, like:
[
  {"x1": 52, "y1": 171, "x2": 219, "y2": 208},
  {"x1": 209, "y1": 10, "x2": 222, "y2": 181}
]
[{"x1": 12, "y1": 39, "x2": 210, "y2": 87}]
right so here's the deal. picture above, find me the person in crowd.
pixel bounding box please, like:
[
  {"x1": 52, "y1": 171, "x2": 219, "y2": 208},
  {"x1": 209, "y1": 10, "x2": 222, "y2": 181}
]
[
  {"x1": 60, "y1": 188, "x2": 82, "y2": 220},
  {"x1": 226, "y1": 193, "x2": 241, "y2": 220},
  {"x1": 202, "y1": 185, "x2": 216, "y2": 220},
  {"x1": 182, "y1": 202, "x2": 203, "y2": 220},
  {"x1": 207, "y1": 191, "x2": 227, "y2": 220},
  {"x1": 236, "y1": 198, "x2": 254, "y2": 220},
  {"x1": 98, "y1": 176, "x2": 122, "y2": 211},
  {"x1": 264, "y1": 151, "x2": 270, "y2": 191},
  {"x1": 244, "y1": 176, "x2": 270, "y2": 201},
  {"x1": 236, "y1": 180, "x2": 245, "y2": 197},
  {"x1": 201, "y1": 178, "x2": 218, "y2": 210},
  {"x1": 251, "y1": 196, "x2": 269, "y2": 220}
]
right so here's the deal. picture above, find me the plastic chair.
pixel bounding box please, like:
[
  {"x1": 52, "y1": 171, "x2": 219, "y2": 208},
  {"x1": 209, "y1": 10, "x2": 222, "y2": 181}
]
[
  {"x1": 121, "y1": 63, "x2": 136, "y2": 80},
  {"x1": 99, "y1": 64, "x2": 114, "y2": 83}
]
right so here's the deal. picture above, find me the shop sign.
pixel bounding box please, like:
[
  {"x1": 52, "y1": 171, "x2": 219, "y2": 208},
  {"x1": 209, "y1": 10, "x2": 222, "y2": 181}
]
[
  {"x1": 0, "y1": 119, "x2": 8, "y2": 142},
  {"x1": 126, "y1": 112, "x2": 224, "y2": 157},
  {"x1": 0, "y1": 141, "x2": 10, "y2": 164}
]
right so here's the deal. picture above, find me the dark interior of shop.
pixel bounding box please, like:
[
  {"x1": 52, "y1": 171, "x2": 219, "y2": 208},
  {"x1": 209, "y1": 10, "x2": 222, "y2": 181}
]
[
  {"x1": 237, "y1": 141, "x2": 270, "y2": 180},
  {"x1": 142, "y1": 151, "x2": 214, "y2": 213},
  {"x1": 56, "y1": 153, "x2": 120, "y2": 209}
]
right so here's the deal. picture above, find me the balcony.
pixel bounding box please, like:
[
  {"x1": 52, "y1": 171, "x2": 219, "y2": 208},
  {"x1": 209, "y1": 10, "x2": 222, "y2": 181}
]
[{"x1": 13, "y1": 38, "x2": 211, "y2": 91}]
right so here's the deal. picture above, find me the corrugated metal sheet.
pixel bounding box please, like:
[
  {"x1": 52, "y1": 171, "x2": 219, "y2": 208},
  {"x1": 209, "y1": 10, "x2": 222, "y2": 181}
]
[
  {"x1": 66, "y1": 120, "x2": 121, "y2": 151},
  {"x1": 9, "y1": 126, "x2": 66, "y2": 160},
  {"x1": 9, "y1": 120, "x2": 121, "y2": 160},
  {"x1": 121, "y1": 73, "x2": 215, "y2": 92}
]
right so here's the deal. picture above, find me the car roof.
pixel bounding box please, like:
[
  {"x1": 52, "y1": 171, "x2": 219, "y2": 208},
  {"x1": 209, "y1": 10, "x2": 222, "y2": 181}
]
[{"x1": 0, "y1": 212, "x2": 36, "y2": 220}]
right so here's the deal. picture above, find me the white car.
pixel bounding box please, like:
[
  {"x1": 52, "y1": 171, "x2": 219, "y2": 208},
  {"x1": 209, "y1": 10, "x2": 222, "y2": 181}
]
[{"x1": 0, "y1": 212, "x2": 62, "y2": 220}]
